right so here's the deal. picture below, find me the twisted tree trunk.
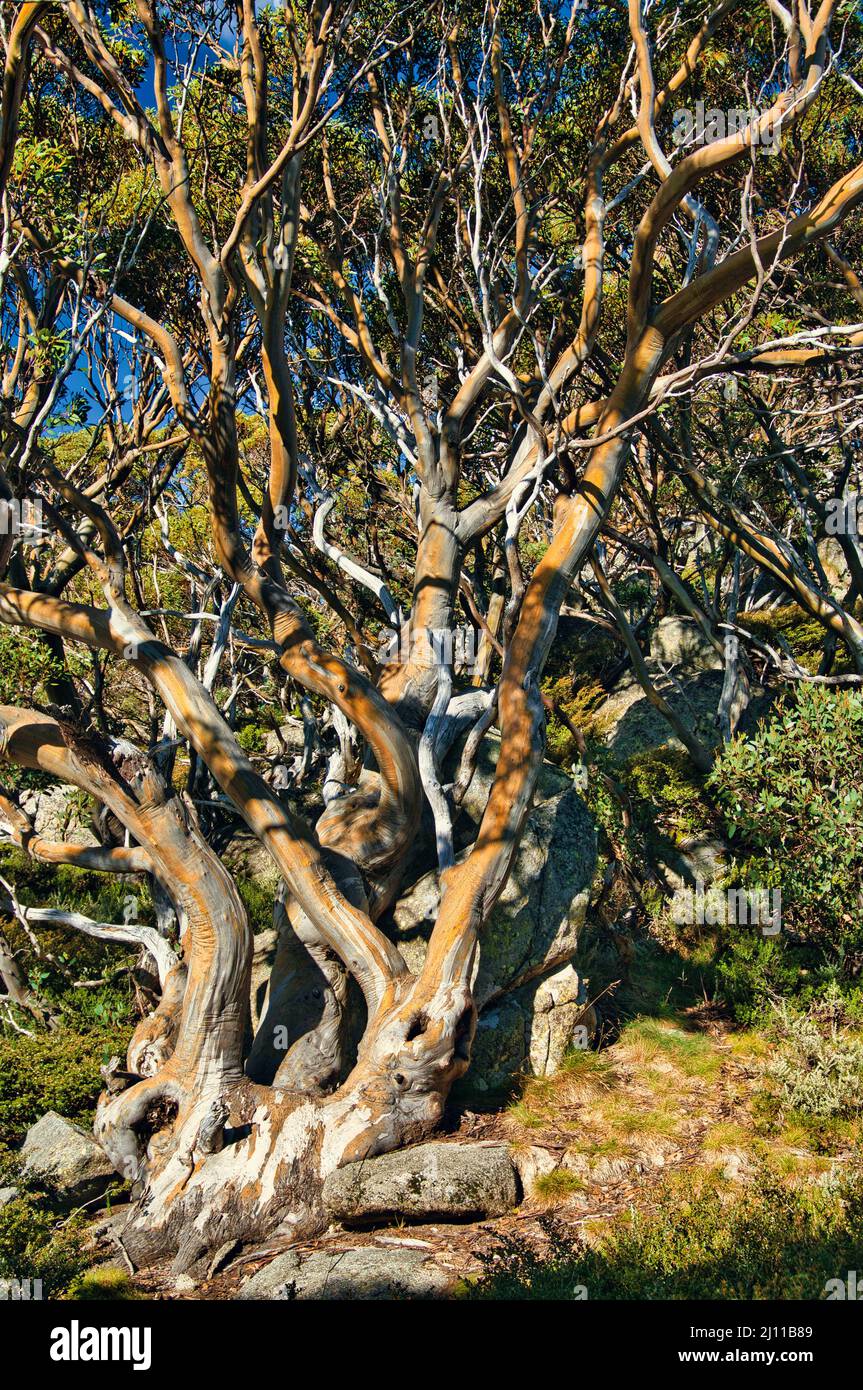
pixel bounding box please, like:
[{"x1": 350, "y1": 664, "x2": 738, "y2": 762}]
[{"x1": 2, "y1": 0, "x2": 862, "y2": 1277}]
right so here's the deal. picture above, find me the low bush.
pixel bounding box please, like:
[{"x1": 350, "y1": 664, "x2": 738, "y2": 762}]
[
  {"x1": 768, "y1": 1007, "x2": 863, "y2": 1119},
  {"x1": 0, "y1": 1189, "x2": 88, "y2": 1298},
  {"x1": 0, "y1": 1028, "x2": 122, "y2": 1151},
  {"x1": 708, "y1": 685, "x2": 863, "y2": 1017},
  {"x1": 470, "y1": 1165, "x2": 863, "y2": 1300}
]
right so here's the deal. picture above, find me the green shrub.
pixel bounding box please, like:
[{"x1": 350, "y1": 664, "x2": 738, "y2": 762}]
[
  {"x1": 236, "y1": 723, "x2": 267, "y2": 754},
  {"x1": 0, "y1": 850, "x2": 146, "y2": 1029},
  {"x1": 0, "y1": 1029, "x2": 122, "y2": 1151},
  {"x1": 769, "y1": 1007, "x2": 863, "y2": 1118},
  {"x1": 713, "y1": 934, "x2": 804, "y2": 1026},
  {"x1": 0, "y1": 627, "x2": 64, "y2": 706},
  {"x1": 0, "y1": 1190, "x2": 88, "y2": 1297},
  {"x1": 470, "y1": 1165, "x2": 863, "y2": 1300},
  {"x1": 710, "y1": 685, "x2": 863, "y2": 939},
  {"x1": 708, "y1": 685, "x2": 863, "y2": 1012}
]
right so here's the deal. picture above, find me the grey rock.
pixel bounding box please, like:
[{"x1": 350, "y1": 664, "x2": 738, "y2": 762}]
[
  {"x1": 0, "y1": 1186, "x2": 19, "y2": 1209},
  {"x1": 222, "y1": 836, "x2": 281, "y2": 891},
  {"x1": 509, "y1": 1146, "x2": 558, "y2": 1195},
  {"x1": 264, "y1": 717, "x2": 307, "y2": 756},
  {"x1": 322, "y1": 1141, "x2": 519, "y2": 1225},
  {"x1": 238, "y1": 1244, "x2": 452, "y2": 1300},
  {"x1": 246, "y1": 855, "x2": 368, "y2": 1086},
  {"x1": 453, "y1": 731, "x2": 576, "y2": 828},
  {"x1": 465, "y1": 994, "x2": 532, "y2": 1097},
  {"x1": 19, "y1": 784, "x2": 96, "y2": 848},
  {"x1": 21, "y1": 1111, "x2": 116, "y2": 1207},
  {"x1": 388, "y1": 764, "x2": 596, "y2": 1093},
  {"x1": 817, "y1": 537, "x2": 850, "y2": 599},
  {"x1": 720, "y1": 1151, "x2": 754, "y2": 1183},
  {"x1": 464, "y1": 963, "x2": 595, "y2": 1097},
  {"x1": 600, "y1": 668, "x2": 726, "y2": 764},
  {"x1": 527, "y1": 962, "x2": 594, "y2": 1075},
  {"x1": 658, "y1": 834, "x2": 726, "y2": 893},
  {"x1": 392, "y1": 761, "x2": 594, "y2": 1000},
  {"x1": 649, "y1": 615, "x2": 723, "y2": 675}
]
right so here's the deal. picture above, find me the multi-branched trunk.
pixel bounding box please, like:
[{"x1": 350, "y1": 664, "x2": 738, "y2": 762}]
[
  {"x1": 0, "y1": 335, "x2": 652, "y2": 1269},
  {"x1": 3, "y1": 0, "x2": 862, "y2": 1277},
  {"x1": 0, "y1": 696, "x2": 472, "y2": 1269}
]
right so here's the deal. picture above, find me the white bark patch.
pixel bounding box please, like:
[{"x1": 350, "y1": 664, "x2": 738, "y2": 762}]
[
  {"x1": 319, "y1": 1095, "x2": 376, "y2": 1175},
  {"x1": 258, "y1": 1100, "x2": 319, "y2": 1209}
]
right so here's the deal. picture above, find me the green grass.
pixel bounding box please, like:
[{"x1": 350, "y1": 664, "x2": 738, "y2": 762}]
[
  {"x1": 594, "y1": 1096, "x2": 680, "y2": 1139},
  {"x1": 469, "y1": 1164, "x2": 863, "y2": 1300},
  {"x1": 620, "y1": 1017, "x2": 722, "y2": 1080},
  {"x1": 702, "y1": 1120, "x2": 750, "y2": 1151},
  {"x1": 533, "y1": 1170, "x2": 586, "y2": 1203},
  {"x1": 558, "y1": 1049, "x2": 616, "y2": 1085},
  {"x1": 69, "y1": 1267, "x2": 142, "y2": 1300}
]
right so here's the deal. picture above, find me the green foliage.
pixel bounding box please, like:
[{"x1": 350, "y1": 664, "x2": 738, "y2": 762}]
[
  {"x1": 470, "y1": 1166, "x2": 863, "y2": 1300},
  {"x1": 713, "y1": 934, "x2": 802, "y2": 1026},
  {"x1": 0, "y1": 1029, "x2": 122, "y2": 1152},
  {"x1": 768, "y1": 1007, "x2": 863, "y2": 1119},
  {"x1": 68, "y1": 1267, "x2": 141, "y2": 1300},
  {"x1": 236, "y1": 723, "x2": 267, "y2": 754},
  {"x1": 236, "y1": 876, "x2": 275, "y2": 935},
  {"x1": 622, "y1": 746, "x2": 713, "y2": 840},
  {"x1": 0, "y1": 850, "x2": 149, "y2": 1031},
  {"x1": 0, "y1": 1190, "x2": 88, "y2": 1298},
  {"x1": 0, "y1": 628, "x2": 64, "y2": 707},
  {"x1": 739, "y1": 606, "x2": 841, "y2": 676},
  {"x1": 709, "y1": 686, "x2": 863, "y2": 1009}
]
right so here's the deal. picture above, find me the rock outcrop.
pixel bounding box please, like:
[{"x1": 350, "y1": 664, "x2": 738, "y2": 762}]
[
  {"x1": 238, "y1": 1244, "x2": 453, "y2": 1300},
  {"x1": 385, "y1": 734, "x2": 597, "y2": 1095},
  {"x1": 322, "y1": 1140, "x2": 519, "y2": 1226},
  {"x1": 20, "y1": 1111, "x2": 116, "y2": 1208}
]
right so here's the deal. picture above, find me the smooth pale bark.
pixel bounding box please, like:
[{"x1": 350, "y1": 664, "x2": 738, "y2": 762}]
[
  {"x1": 417, "y1": 327, "x2": 669, "y2": 1001},
  {"x1": 0, "y1": 586, "x2": 407, "y2": 1008},
  {"x1": 0, "y1": 790, "x2": 153, "y2": 872},
  {"x1": 2, "y1": 0, "x2": 861, "y2": 1269},
  {"x1": 378, "y1": 497, "x2": 463, "y2": 727},
  {"x1": 0, "y1": 705, "x2": 248, "y2": 1081}
]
